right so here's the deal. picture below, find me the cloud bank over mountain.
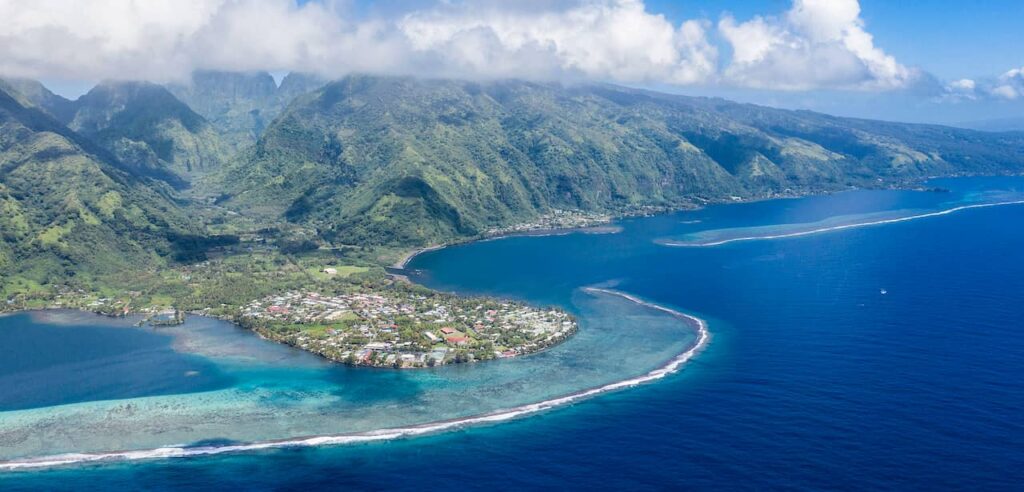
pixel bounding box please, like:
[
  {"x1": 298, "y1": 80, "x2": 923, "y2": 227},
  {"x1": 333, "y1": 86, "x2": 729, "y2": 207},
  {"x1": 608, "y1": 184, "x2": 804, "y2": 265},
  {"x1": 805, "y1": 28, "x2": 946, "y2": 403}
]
[
  {"x1": 397, "y1": 0, "x2": 719, "y2": 85},
  {"x1": 0, "y1": 0, "x2": 1003, "y2": 98}
]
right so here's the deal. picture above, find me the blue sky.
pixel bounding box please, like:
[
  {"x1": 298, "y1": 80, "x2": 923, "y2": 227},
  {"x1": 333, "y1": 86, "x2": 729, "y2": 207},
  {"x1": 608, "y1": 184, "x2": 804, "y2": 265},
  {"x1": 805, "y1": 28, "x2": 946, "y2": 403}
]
[
  {"x1": 636, "y1": 0, "x2": 1024, "y2": 123},
  {"x1": 648, "y1": 0, "x2": 1022, "y2": 69},
  {"x1": 680, "y1": 0, "x2": 1023, "y2": 80},
  {"x1": 819, "y1": 0, "x2": 1024, "y2": 80},
  {"x1": 5, "y1": 0, "x2": 1021, "y2": 125},
  {"x1": 338, "y1": 0, "x2": 1024, "y2": 83}
]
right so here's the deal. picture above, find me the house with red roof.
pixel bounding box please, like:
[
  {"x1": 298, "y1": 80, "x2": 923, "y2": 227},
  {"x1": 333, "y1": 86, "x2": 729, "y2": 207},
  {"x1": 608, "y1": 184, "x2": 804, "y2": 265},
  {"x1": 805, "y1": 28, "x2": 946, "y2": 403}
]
[{"x1": 445, "y1": 335, "x2": 469, "y2": 346}]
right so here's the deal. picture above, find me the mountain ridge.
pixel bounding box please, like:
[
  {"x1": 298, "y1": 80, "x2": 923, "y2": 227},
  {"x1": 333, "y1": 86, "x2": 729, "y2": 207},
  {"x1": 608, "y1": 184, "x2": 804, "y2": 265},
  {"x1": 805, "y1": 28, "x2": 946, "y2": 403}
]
[
  {"x1": 3, "y1": 73, "x2": 1024, "y2": 295},
  {"x1": 64, "y1": 81, "x2": 229, "y2": 187},
  {"x1": 0, "y1": 84, "x2": 200, "y2": 287},
  {"x1": 214, "y1": 75, "x2": 1024, "y2": 246}
]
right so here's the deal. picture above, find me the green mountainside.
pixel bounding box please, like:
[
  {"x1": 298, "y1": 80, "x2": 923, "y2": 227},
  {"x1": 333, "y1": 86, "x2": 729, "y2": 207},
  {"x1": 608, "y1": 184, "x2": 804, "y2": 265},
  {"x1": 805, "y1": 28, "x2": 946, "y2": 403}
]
[
  {"x1": 168, "y1": 71, "x2": 325, "y2": 151},
  {"x1": 216, "y1": 76, "x2": 1024, "y2": 246},
  {"x1": 0, "y1": 78, "x2": 76, "y2": 122},
  {"x1": 60, "y1": 81, "x2": 228, "y2": 187},
  {"x1": 0, "y1": 85, "x2": 200, "y2": 290},
  {"x1": 3, "y1": 73, "x2": 1024, "y2": 303}
]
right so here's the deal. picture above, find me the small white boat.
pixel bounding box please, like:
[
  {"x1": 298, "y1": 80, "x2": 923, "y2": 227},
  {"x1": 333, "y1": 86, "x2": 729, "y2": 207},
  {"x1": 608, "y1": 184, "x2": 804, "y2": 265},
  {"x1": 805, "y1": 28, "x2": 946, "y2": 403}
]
[{"x1": 880, "y1": 289, "x2": 888, "y2": 295}]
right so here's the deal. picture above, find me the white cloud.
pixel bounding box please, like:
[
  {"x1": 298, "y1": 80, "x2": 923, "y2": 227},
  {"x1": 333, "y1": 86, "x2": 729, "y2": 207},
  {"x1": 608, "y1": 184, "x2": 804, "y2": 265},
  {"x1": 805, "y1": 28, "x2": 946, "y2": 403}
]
[
  {"x1": 0, "y1": 0, "x2": 716, "y2": 86},
  {"x1": 718, "y1": 0, "x2": 915, "y2": 90},
  {"x1": 7, "y1": 0, "x2": 1004, "y2": 104},
  {"x1": 949, "y1": 79, "x2": 976, "y2": 91},
  {"x1": 399, "y1": 0, "x2": 717, "y2": 84},
  {"x1": 939, "y1": 78, "x2": 979, "y2": 102},
  {"x1": 939, "y1": 67, "x2": 1024, "y2": 102},
  {"x1": 991, "y1": 85, "x2": 1018, "y2": 100},
  {"x1": 0, "y1": 0, "x2": 410, "y2": 82},
  {"x1": 991, "y1": 67, "x2": 1023, "y2": 99}
]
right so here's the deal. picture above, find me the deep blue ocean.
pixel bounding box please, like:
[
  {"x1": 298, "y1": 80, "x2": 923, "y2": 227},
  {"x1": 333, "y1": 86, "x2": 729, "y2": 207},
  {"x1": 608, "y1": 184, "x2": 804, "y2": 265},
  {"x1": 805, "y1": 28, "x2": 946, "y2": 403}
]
[{"x1": 3, "y1": 177, "x2": 1024, "y2": 490}]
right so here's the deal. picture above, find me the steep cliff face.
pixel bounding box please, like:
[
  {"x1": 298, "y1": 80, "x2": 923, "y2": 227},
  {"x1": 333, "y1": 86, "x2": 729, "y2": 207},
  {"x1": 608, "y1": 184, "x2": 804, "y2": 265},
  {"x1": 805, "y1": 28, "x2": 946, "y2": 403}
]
[{"x1": 168, "y1": 71, "x2": 326, "y2": 152}]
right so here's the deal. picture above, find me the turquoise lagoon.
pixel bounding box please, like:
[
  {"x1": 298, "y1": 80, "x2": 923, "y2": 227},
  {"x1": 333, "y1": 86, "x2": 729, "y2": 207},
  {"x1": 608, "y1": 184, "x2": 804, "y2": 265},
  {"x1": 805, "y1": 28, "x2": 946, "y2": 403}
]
[
  {"x1": 0, "y1": 289, "x2": 701, "y2": 466},
  {"x1": 3, "y1": 176, "x2": 1024, "y2": 490}
]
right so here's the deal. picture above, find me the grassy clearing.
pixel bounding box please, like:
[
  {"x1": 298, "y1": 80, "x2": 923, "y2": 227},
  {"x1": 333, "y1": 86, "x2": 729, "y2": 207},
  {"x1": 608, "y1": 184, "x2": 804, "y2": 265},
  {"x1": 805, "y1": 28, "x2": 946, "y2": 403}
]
[
  {"x1": 307, "y1": 265, "x2": 369, "y2": 280},
  {"x1": 298, "y1": 324, "x2": 336, "y2": 337}
]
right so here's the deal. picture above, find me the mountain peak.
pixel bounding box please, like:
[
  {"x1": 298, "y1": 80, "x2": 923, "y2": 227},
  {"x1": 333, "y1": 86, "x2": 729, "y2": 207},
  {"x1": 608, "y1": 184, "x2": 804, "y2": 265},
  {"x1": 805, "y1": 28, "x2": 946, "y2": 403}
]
[
  {"x1": 0, "y1": 77, "x2": 76, "y2": 122},
  {"x1": 168, "y1": 70, "x2": 328, "y2": 151},
  {"x1": 64, "y1": 80, "x2": 225, "y2": 185}
]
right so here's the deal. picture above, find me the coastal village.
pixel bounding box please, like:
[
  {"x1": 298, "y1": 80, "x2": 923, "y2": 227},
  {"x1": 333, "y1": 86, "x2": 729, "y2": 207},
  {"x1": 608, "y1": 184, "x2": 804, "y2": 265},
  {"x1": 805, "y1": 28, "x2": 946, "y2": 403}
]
[
  {"x1": 3, "y1": 277, "x2": 580, "y2": 370},
  {"x1": 483, "y1": 209, "x2": 614, "y2": 237},
  {"x1": 0, "y1": 209, "x2": 623, "y2": 368},
  {"x1": 235, "y1": 289, "x2": 577, "y2": 368}
]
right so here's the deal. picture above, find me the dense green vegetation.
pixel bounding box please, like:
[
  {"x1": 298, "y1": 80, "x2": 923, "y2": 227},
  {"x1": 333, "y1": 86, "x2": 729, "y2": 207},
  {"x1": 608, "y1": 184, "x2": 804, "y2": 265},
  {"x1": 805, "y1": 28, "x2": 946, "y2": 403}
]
[
  {"x1": 3, "y1": 73, "x2": 1024, "y2": 311},
  {"x1": 64, "y1": 81, "x2": 229, "y2": 187},
  {"x1": 3, "y1": 79, "x2": 228, "y2": 187},
  {"x1": 0, "y1": 84, "x2": 199, "y2": 294},
  {"x1": 214, "y1": 76, "x2": 1024, "y2": 246},
  {"x1": 0, "y1": 78, "x2": 76, "y2": 122}
]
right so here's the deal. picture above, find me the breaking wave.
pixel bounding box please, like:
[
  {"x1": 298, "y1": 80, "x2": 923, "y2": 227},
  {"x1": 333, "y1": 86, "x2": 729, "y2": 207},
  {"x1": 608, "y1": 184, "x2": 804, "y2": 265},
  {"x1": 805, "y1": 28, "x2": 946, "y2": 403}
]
[
  {"x1": 660, "y1": 200, "x2": 1024, "y2": 247},
  {"x1": 0, "y1": 288, "x2": 708, "y2": 472}
]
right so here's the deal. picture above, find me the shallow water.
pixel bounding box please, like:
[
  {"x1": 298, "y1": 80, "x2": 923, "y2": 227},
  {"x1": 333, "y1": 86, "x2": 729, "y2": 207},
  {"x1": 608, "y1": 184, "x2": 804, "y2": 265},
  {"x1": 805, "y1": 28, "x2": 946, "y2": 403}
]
[
  {"x1": 0, "y1": 289, "x2": 699, "y2": 465},
  {"x1": 0, "y1": 312, "x2": 232, "y2": 411},
  {"x1": 4, "y1": 176, "x2": 1024, "y2": 489}
]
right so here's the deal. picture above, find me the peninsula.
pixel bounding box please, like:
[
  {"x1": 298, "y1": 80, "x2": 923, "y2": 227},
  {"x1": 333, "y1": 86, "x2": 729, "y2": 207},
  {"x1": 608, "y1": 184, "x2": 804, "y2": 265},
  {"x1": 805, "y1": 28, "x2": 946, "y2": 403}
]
[{"x1": 236, "y1": 288, "x2": 577, "y2": 368}]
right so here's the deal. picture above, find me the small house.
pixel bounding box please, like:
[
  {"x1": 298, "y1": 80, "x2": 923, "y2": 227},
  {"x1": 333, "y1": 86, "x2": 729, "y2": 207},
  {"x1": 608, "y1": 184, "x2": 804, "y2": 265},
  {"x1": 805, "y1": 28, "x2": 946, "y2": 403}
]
[{"x1": 446, "y1": 335, "x2": 469, "y2": 346}]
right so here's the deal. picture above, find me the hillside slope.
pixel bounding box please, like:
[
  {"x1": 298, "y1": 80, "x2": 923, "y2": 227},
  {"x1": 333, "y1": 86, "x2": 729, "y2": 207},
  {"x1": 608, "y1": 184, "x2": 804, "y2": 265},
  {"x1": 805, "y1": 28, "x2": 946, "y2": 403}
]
[
  {"x1": 60, "y1": 81, "x2": 229, "y2": 187},
  {"x1": 0, "y1": 85, "x2": 199, "y2": 288},
  {"x1": 216, "y1": 76, "x2": 1024, "y2": 246},
  {"x1": 0, "y1": 78, "x2": 75, "y2": 122}
]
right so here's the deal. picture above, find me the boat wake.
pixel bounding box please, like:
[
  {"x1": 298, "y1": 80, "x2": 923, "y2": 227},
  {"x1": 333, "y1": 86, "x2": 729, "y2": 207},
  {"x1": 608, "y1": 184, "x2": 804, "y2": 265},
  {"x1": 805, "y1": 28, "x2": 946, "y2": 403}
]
[
  {"x1": 0, "y1": 289, "x2": 708, "y2": 472},
  {"x1": 660, "y1": 200, "x2": 1024, "y2": 247}
]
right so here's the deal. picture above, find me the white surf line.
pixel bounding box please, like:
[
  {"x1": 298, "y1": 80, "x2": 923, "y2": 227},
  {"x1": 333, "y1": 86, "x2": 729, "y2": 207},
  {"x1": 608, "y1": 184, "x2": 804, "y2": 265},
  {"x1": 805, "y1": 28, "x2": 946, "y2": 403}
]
[
  {"x1": 663, "y1": 200, "x2": 1024, "y2": 248},
  {"x1": 0, "y1": 288, "x2": 709, "y2": 472}
]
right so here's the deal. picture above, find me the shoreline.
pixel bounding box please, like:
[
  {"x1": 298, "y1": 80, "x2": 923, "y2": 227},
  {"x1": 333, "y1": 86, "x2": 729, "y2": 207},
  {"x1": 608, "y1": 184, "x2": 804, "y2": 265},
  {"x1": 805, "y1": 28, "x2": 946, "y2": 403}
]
[
  {"x1": 478, "y1": 224, "x2": 624, "y2": 241},
  {"x1": 6, "y1": 178, "x2": 1004, "y2": 471},
  {"x1": 388, "y1": 177, "x2": 957, "y2": 271},
  {"x1": 392, "y1": 244, "x2": 446, "y2": 269},
  {"x1": 661, "y1": 199, "x2": 1024, "y2": 248},
  {"x1": 0, "y1": 288, "x2": 709, "y2": 472},
  {"x1": 390, "y1": 224, "x2": 625, "y2": 271}
]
